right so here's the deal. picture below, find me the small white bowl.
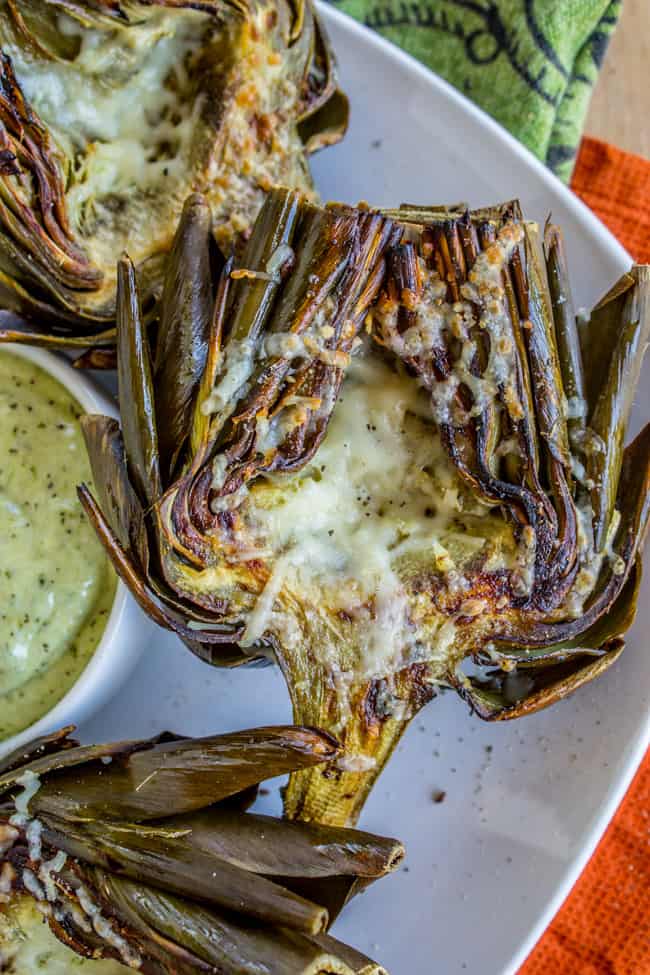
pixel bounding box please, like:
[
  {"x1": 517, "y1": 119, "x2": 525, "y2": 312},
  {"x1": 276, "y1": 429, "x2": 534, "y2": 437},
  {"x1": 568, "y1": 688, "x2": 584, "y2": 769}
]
[{"x1": 0, "y1": 343, "x2": 153, "y2": 758}]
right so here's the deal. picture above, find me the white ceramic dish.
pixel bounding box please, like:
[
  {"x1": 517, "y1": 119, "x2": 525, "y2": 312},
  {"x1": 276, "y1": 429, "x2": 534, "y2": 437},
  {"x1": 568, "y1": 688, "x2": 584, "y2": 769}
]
[
  {"x1": 78, "y1": 10, "x2": 649, "y2": 975},
  {"x1": 0, "y1": 345, "x2": 153, "y2": 760}
]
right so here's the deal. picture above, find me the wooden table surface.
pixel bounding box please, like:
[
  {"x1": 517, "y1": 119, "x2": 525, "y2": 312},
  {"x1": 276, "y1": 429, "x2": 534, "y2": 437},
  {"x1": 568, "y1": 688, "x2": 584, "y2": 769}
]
[{"x1": 586, "y1": 0, "x2": 649, "y2": 159}]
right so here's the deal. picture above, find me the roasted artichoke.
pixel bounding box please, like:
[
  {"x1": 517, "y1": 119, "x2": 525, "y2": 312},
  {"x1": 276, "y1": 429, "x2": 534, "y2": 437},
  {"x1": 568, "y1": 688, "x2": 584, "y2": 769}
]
[
  {"x1": 0, "y1": 0, "x2": 346, "y2": 347},
  {"x1": 79, "y1": 190, "x2": 650, "y2": 826},
  {"x1": 0, "y1": 725, "x2": 402, "y2": 974}
]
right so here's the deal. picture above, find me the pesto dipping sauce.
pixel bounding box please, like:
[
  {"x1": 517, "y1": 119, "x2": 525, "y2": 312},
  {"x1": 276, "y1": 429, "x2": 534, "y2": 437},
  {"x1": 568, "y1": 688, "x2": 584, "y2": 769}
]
[{"x1": 0, "y1": 351, "x2": 117, "y2": 740}]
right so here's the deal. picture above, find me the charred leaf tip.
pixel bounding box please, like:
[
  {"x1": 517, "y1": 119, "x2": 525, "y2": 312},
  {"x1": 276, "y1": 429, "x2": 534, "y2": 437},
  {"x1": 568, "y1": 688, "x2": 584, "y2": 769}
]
[
  {"x1": 76, "y1": 482, "x2": 97, "y2": 512},
  {"x1": 300, "y1": 727, "x2": 342, "y2": 758},
  {"x1": 387, "y1": 843, "x2": 406, "y2": 870}
]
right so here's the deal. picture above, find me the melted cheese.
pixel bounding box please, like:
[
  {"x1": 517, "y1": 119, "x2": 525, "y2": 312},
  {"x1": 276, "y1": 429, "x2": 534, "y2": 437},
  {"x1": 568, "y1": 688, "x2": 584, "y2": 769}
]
[
  {"x1": 201, "y1": 338, "x2": 256, "y2": 418},
  {"x1": 2, "y1": 772, "x2": 126, "y2": 970},
  {"x1": 1, "y1": 765, "x2": 139, "y2": 970},
  {"x1": 5, "y1": 9, "x2": 208, "y2": 269},
  {"x1": 242, "y1": 350, "x2": 510, "y2": 681},
  {"x1": 9, "y1": 772, "x2": 40, "y2": 827},
  {"x1": 76, "y1": 885, "x2": 141, "y2": 969},
  {"x1": 3, "y1": 2, "x2": 317, "y2": 309},
  {"x1": 9, "y1": 11, "x2": 205, "y2": 189},
  {"x1": 374, "y1": 221, "x2": 525, "y2": 425},
  {"x1": 0, "y1": 897, "x2": 128, "y2": 974}
]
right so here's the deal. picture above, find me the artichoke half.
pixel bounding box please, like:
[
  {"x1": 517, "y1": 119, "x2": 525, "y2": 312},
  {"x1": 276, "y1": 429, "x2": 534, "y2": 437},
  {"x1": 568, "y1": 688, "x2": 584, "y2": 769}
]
[
  {"x1": 79, "y1": 190, "x2": 650, "y2": 827},
  {"x1": 0, "y1": 726, "x2": 402, "y2": 974},
  {"x1": 0, "y1": 0, "x2": 346, "y2": 348}
]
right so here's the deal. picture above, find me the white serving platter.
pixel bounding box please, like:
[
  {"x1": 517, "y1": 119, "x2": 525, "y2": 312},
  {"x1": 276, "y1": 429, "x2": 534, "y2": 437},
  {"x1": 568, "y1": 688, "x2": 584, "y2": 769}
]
[{"x1": 80, "y1": 9, "x2": 650, "y2": 975}]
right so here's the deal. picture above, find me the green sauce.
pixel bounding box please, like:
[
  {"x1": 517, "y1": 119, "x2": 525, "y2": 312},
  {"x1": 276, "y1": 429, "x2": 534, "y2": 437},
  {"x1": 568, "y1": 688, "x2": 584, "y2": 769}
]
[{"x1": 0, "y1": 351, "x2": 117, "y2": 741}]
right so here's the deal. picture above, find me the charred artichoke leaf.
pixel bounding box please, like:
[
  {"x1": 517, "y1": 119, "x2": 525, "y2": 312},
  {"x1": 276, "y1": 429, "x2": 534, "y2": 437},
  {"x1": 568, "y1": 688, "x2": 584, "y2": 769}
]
[
  {"x1": 30, "y1": 726, "x2": 342, "y2": 821},
  {"x1": 453, "y1": 640, "x2": 625, "y2": 721},
  {"x1": 96, "y1": 871, "x2": 388, "y2": 975},
  {"x1": 77, "y1": 482, "x2": 250, "y2": 659},
  {"x1": 578, "y1": 270, "x2": 636, "y2": 415},
  {"x1": 0, "y1": 726, "x2": 399, "y2": 974},
  {"x1": 543, "y1": 223, "x2": 586, "y2": 455},
  {"x1": 456, "y1": 538, "x2": 644, "y2": 720},
  {"x1": 0, "y1": 0, "x2": 347, "y2": 342},
  {"x1": 585, "y1": 266, "x2": 650, "y2": 550},
  {"x1": 116, "y1": 255, "x2": 162, "y2": 510},
  {"x1": 0, "y1": 734, "x2": 163, "y2": 797},
  {"x1": 36, "y1": 804, "x2": 402, "y2": 934},
  {"x1": 154, "y1": 194, "x2": 219, "y2": 482},
  {"x1": 0, "y1": 726, "x2": 77, "y2": 777},
  {"x1": 80, "y1": 193, "x2": 649, "y2": 826},
  {"x1": 295, "y1": 9, "x2": 350, "y2": 153},
  {"x1": 80, "y1": 415, "x2": 150, "y2": 570}
]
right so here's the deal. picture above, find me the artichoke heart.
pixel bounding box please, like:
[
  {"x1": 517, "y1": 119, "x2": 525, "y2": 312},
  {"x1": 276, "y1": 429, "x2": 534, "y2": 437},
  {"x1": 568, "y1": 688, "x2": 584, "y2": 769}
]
[
  {"x1": 0, "y1": 0, "x2": 347, "y2": 344},
  {"x1": 1, "y1": 897, "x2": 126, "y2": 974},
  {"x1": 0, "y1": 726, "x2": 402, "y2": 974},
  {"x1": 79, "y1": 190, "x2": 650, "y2": 827}
]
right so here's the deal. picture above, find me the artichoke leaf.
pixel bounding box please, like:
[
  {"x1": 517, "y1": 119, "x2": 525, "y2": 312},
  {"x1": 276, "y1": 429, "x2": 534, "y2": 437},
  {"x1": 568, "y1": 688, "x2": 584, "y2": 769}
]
[
  {"x1": 192, "y1": 187, "x2": 302, "y2": 446},
  {"x1": 296, "y1": 10, "x2": 350, "y2": 153},
  {"x1": 0, "y1": 725, "x2": 77, "y2": 776},
  {"x1": 81, "y1": 414, "x2": 150, "y2": 571},
  {"x1": 189, "y1": 253, "x2": 234, "y2": 465},
  {"x1": 453, "y1": 640, "x2": 625, "y2": 721},
  {"x1": 1, "y1": 726, "x2": 396, "y2": 975},
  {"x1": 77, "y1": 482, "x2": 250, "y2": 653},
  {"x1": 521, "y1": 223, "x2": 571, "y2": 470},
  {"x1": 580, "y1": 271, "x2": 636, "y2": 414},
  {"x1": 543, "y1": 223, "x2": 587, "y2": 451},
  {"x1": 125, "y1": 807, "x2": 404, "y2": 880},
  {"x1": 586, "y1": 266, "x2": 650, "y2": 551},
  {"x1": 0, "y1": 735, "x2": 155, "y2": 799},
  {"x1": 97, "y1": 871, "x2": 386, "y2": 975},
  {"x1": 154, "y1": 193, "x2": 219, "y2": 482},
  {"x1": 31, "y1": 726, "x2": 342, "y2": 822},
  {"x1": 40, "y1": 814, "x2": 332, "y2": 936},
  {"x1": 116, "y1": 255, "x2": 162, "y2": 509}
]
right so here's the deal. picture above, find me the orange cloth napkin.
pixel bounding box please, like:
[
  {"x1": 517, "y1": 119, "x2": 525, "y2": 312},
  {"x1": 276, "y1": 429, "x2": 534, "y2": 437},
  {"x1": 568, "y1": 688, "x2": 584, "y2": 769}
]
[
  {"x1": 572, "y1": 138, "x2": 650, "y2": 264},
  {"x1": 520, "y1": 136, "x2": 650, "y2": 975}
]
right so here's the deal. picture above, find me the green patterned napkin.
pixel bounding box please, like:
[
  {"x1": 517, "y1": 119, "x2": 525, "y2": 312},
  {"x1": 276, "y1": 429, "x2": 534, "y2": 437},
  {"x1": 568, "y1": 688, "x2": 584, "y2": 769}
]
[{"x1": 331, "y1": 0, "x2": 620, "y2": 182}]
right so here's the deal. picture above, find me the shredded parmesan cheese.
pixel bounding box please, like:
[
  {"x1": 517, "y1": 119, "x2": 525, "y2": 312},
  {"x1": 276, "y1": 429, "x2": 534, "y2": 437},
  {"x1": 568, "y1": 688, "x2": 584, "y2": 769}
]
[
  {"x1": 76, "y1": 885, "x2": 142, "y2": 970},
  {"x1": 336, "y1": 754, "x2": 377, "y2": 773},
  {"x1": 9, "y1": 770, "x2": 41, "y2": 826}
]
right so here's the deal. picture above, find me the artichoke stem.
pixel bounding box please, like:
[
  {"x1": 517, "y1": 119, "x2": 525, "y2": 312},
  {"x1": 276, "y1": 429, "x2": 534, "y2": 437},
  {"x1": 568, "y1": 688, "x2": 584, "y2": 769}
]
[
  {"x1": 276, "y1": 633, "x2": 432, "y2": 826},
  {"x1": 283, "y1": 713, "x2": 409, "y2": 827}
]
